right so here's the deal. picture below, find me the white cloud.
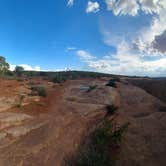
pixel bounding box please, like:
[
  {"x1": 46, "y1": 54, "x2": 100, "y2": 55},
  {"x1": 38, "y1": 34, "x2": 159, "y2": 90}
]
[
  {"x1": 86, "y1": 1, "x2": 100, "y2": 13},
  {"x1": 9, "y1": 65, "x2": 16, "y2": 71},
  {"x1": 68, "y1": 0, "x2": 166, "y2": 76},
  {"x1": 10, "y1": 64, "x2": 72, "y2": 72},
  {"x1": 101, "y1": 1, "x2": 166, "y2": 56},
  {"x1": 133, "y1": 8, "x2": 166, "y2": 55},
  {"x1": 105, "y1": 0, "x2": 166, "y2": 16},
  {"x1": 10, "y1": 64, "x2": 41, "y2": 71},
  {"x1": 76, "y1": 50, "x2": 96, "y2": 61},
  {"x1": 140, "y1": 0, "x2": 164, "y2": 14},
  {"x1": 140, "y1": 0, "x2": 158, "y2": 14},
  {"x1": 76, "y1": 42, "x2": 166, "y2": 76},
  {"x1": 105, "y1": 0, "x2": 139, "y2": 16},
  {"x1": 67, "y1": 0, "x2": 74, "y2": 7}
]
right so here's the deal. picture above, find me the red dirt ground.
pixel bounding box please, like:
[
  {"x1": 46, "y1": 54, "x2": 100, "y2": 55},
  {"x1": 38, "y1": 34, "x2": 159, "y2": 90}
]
[
  {"x1": 0, "y1": 78, "x2": 117, "y2": 166},
  {"x1": 0, "y1": 77, "x2": 166, "y2": 166},
  {"x1": 116, "y1": 82, "x2": 166, "y2": 166}
]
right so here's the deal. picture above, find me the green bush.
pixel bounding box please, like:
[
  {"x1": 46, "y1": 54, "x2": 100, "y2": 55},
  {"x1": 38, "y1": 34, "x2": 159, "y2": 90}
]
[
  {"x1": 106, "y1": 105, "x2": 118, "y2": 116},
  {"x1": 68, "y1": 97, "x2": 77, "y2": 102},
  {"x1": 14, "y1": 66, "x2": 24, "y2": 77},
  {"x1": 106, "y1": 80, "x2": 117, "y2": 88},
  {"x1": 51, "y1": 75, "x2": 66, "y2": 83},
  {"x1": 17, "y1": 78, "x2": 25, "y2": 82},
  {"x1": 110, "y1": 122, "x2": 129, "y2": 145},
  {"x1": 15, "y1": 95, "x2": 25, "y2": 108},
  {"x1": 112, "y1": 76, "x2": 120, "y2": 82},
  {"x1": 87, "y1": 85, "x2": 98, "y2": 92},
  {"x1": 30, "y1": 85, "x2": 47, "y2": 97},
  {"x1": 1, "y1": 75, "x2": 15, "y2": 80},
  {"x1": 107, "y1": 78, "x2": 119, "y2": 87},
  {"x1": 106, "y1": 77, "x2": 121, "y2": 88},
  {"x1": 64, "y1": 121, "x2": 129, "y2": 166},
  {"x1": 0, "y1": 56, "x2": 9, "y2": 76},
  {"x1": 5, "y1": 70, "x2": 14, "y2": 76},
  {"x1": 159, "y1": 106, "x2": 166, "y2": 112}
]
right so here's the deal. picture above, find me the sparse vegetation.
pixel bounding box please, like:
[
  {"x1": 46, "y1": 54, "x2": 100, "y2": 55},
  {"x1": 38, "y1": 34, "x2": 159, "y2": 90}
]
[
  {"x1": 112, "y1": 76, "x2": 120, "y2": 82},
  {"x1": 65, "y1": 120, "x2": 129, "y2": 166},
  {"x1": 159, "y1": 106, "x2": 166, "y2": 112},
  {"x1": 106, "y1": 105, "x2": 118, "y2": 116},
  {"x1": 68, "y1": 97, "x2": 77, "y2": 102},
  {"x1": 106, "y1": 77, "x2": 121, "y2": 88},
  {"x1": 30, "y1": 85, "x2": 47, "y2": 97},
  {"x1": 106, "y1": 79, "x2": 117, "y2": 88},
  {"x1": 17, "y1": 78, "x2": 25, "y2": 82},
  {"x1": 87, "y1": 85, "x2": 98, "y2": 92},
  {"x1": 51, "y1": 75, "x2": 66, "y2": 83},
  {"x1": 15, "y1": 95, "x2": 25, "y2": 108},
  {"x1": 14, "y1": 66, "x2": 24, "y2": 77},
  {"x1": 22, "y1": 70, "x2": 112, "y2": 81},
  {"x1": 5, "y1": 70, "x2": 14, "y2": 77},
  {"x1": 0, "y1": 56, "x2": 9, "y2": 76}
]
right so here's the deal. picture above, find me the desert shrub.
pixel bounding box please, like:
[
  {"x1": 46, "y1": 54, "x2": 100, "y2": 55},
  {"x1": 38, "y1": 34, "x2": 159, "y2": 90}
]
[
  {"x1": 0, "y1": 56, "x2": 9, "y2": 76},
  {"x1": 159, "y1": 106, "x2": 166, "y2": 112},
  {"x1": 27, "y1": 81, "x2": 36, "y2": 86},
  {"x1": 5, "y1": 70, "x2": 14, "y2": 76},
  {"x1": 51, "y1": 75, "x2": 66, "y2": 83},
  {"x1": 1, "y1": 75, "x2": 15, "y2": 80},
  {"x1": 106, "y1": 105, "x2": 118, "y2": 115},
  {"x1": 14, "y1": 66, "x2": 24, "y2": 77},
  {"x1": 17, "y1": 78, "x2": 25, "y2": 82},
  {"x1": 64, "y1": 121, "x2": 129, "y2": 166},
  {"x1": 37, "y1": 87, "x2": 47, "y2": 97},
  {"x1": 106, "y1": 80, "x2": 117, "y2": 88},
  {"x1": 68, "y1": 97, "x2": 77, "y2": 102},
  {"x1": 25, "y1": 71, "x2": 36, "y2": 77},
  {"x1": 30, "y1": 85, "x2": 47, "y2": 97},
  {"x1": 87, "y1": 85, "x2": 98, "y2": 92},
  {"x1": 106, "y1": 77, "x2": 121, "y2": 88},
  {"x1": 110, "y1": 122, "x2": 129, "y2": 145},
  {"x1": 112, "y1": 76, "x2": 120, "y2": 82},
  {"x1": 15, "y1": 95, "x2": 25, "y2": 108}
]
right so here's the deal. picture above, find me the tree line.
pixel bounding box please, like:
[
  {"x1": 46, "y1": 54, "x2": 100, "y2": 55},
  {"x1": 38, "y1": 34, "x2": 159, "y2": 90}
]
[{"x1": 0, "y1": 56, "x2": 24, "y2": 77}]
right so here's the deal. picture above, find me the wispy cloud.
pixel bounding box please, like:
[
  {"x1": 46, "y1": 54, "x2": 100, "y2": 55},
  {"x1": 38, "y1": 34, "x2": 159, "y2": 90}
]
[
  {"x1": 76, "y1": 50, "x2": 96, "y2": 61},
  {"x1": 66, "y1": 47, "x2": 77, "y2": 52},
  {"x1": 67, "y1": 0, "x2": 74, "y2": 7}
]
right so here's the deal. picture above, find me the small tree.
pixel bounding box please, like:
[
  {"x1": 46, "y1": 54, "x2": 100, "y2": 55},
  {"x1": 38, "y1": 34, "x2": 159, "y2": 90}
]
[
  {"x1": 0, "y1": 56, "x2": 9, "y2": 75},
  {"x1": 15, "y1": 66, "x2": 24, "y2": 77}
]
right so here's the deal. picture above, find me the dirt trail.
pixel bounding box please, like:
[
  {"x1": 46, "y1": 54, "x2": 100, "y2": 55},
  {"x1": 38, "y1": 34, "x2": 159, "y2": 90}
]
[
  {"x1": 116, "y1": 83, "x2": 166, "y2": 166},
  {"x1": 0, "y1": 79, "x2": 118, "y2": 166}
]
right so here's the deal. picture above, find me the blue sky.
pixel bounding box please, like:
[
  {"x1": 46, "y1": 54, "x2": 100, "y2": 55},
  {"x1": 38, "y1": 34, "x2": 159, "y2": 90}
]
[{"x1": 0, "y1": 0, "x2": 166, "y2": 76}]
